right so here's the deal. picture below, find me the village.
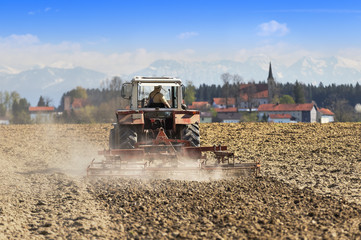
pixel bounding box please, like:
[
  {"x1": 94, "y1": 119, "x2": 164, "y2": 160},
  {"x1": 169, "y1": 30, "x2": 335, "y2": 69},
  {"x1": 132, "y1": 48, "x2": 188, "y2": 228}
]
[{"x1": 188, "y1": 63, "x2": 334, "y2": 124}]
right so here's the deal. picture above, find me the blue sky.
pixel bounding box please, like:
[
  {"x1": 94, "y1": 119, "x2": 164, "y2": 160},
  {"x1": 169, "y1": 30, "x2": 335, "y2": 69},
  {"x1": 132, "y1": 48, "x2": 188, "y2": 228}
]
[{"x1": 1, "y1": 0, "x2": 361, "y2": 75}]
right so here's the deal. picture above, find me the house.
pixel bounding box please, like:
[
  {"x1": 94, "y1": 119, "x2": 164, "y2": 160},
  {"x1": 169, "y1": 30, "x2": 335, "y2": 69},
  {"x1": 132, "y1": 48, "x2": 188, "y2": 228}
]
[
  {"x1": 188, "y1": 101, "x2": 211, "y2": 110},
  {"x1": 214, "y1": 107, "x2": 238, "y2": 113},
  {"x1": 29, "y1": 106, "x2": 55, "y2": 123},
  {"x1": 64, "y1": 96, "x2": 89, "y2": 113},
  {"x1": 0, "y1": 117, "x2": 10, "y2": 125},
  {"x1": 268, "y1": 114, "x2": 295, "y2": 123},
  {"x1": 200, "y1": 112, "x2": 212, "y2": 123},
  {"x1": 318, "y1": 108, "x2": 335, "y2": 123},
  {"x1": 258, "y1": 103, "x2": 318, "y2": 123},
  {"x1": 212, "y1": 98, "x2": 236, "y2": 109},
  {"x1": 72, "y1": 98, "x2": 88, "y2": 109},
  {"x1": 239, "y1": 85, "x2": 269, "y2": 109},
  {"x1": 213, "y1": 108, "x2": 241, "y2": 123}
]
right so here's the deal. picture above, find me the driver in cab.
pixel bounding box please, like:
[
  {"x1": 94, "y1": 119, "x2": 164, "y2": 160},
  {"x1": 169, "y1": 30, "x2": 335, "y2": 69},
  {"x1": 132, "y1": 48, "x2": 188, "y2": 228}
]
[{"x1": 148, "y1": 85, "x2": 171, "y2": 108}]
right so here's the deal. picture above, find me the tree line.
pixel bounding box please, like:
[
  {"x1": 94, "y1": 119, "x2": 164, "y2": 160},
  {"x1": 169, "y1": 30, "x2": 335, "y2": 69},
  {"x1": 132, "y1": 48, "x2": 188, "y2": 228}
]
[
  {"x1": 0, "y1": 91, "x2": 32, "y2": 124},
  {"x1": 189, "y1": 76, "x2": 361, "y2": 121},
  {"x1": 2, "y1": 74, "x2": 361, "y2": 124},
  {"x1": 57, "y1": 77, "x2": 129, "y2": 123}
]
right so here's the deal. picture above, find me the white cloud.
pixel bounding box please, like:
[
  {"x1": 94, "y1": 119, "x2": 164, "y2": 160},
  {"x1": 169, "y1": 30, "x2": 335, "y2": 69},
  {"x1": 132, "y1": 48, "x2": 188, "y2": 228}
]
[
  {"x1": 232, "y1": 42, "x2": 323, "y2": 66},
  {"x1": 258, "y1": 20, "x2": 290, "y2": 37},
  {"x1": 0, "y1": 34, "x2": 39, "y2": 46},
  {"x1": 28, "y1": 7, "x2": 52, "y2": 15},
  {"x1": 1, "y1": 33, "x2": 361, "y2": 76},
  {"x1": 0, "y1": 34, "x2": 200, "y2": 75},
  {"x1": 177, "y1": 32, "x2": 199, "y2": 39},
  {"x1": 338, "y1": 48, "x2": 361, "y2": 61}
]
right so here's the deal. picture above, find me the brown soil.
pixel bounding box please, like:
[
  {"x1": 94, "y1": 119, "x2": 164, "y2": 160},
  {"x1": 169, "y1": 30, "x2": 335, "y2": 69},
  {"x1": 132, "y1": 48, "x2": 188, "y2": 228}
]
[{"x1": 0, "y1": 123, "x2": 361, "y2": 239}]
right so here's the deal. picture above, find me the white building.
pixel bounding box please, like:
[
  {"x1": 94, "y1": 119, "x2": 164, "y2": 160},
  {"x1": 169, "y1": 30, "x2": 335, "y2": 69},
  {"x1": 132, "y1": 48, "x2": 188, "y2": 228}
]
[
  {"x1": 268, "y1": 114, "x2": 294, "y2": 123},
  {"x1": 258, "y1": 103, "x2": 318, "y2": 123},
  {"x1": 318, "y1": 108, "x2": 335, "y2": 123},
  {"x1": 29, "y1": 106, "x2": 55, "y2": 123}
]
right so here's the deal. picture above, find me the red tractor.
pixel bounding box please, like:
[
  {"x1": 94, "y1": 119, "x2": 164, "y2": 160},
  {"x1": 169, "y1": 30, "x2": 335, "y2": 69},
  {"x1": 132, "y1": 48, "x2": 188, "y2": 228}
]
[{"x1": 87, "y1": 76, "x2": 260, "y2": 177}]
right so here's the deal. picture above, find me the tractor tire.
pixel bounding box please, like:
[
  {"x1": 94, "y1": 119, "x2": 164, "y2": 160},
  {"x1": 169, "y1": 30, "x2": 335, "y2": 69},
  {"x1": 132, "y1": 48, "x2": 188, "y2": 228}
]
[
  {"x1": 118, "y1": 126, "x2": 137, "y2": 149},
  {"x1": 182, "y1": 123, "x2": 200, "y2": 147},
  {"x1": 109, "y1": 127, "x2": 116, "y2": 149},
  {"x1": 109, "y1": 125, "x2": 137, "y2": 149}
]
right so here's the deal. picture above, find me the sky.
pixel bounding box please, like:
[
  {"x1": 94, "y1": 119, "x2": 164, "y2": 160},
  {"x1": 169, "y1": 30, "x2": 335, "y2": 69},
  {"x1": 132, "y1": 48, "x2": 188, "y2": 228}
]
[{"x1": 1, "y1": 0, "x2": 361, "y2": 75}]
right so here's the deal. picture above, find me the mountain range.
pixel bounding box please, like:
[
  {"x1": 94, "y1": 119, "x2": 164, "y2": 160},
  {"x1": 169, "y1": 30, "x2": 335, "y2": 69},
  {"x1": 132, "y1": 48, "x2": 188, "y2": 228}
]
[
  {"x1": 0, "y1": 67, "x2": 107, "y2": 106},
  {"x1": 1, "y1": 56, "x2": 361, "y2": 106}
]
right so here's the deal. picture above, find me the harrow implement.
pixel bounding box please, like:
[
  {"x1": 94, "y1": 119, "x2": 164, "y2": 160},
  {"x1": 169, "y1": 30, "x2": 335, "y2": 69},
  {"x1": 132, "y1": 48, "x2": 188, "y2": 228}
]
[{"x1": 87, "y1": 128, "x2": 260, "y2": 178}]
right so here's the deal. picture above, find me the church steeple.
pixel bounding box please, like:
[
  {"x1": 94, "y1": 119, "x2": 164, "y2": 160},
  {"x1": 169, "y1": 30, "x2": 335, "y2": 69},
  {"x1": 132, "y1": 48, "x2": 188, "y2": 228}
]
[
  {"x1": 267, "y1": 62, "x2": 276, "y2": 102},
  {"x1": 267, "y1": 62, "x2": 274, "y2": 81}
]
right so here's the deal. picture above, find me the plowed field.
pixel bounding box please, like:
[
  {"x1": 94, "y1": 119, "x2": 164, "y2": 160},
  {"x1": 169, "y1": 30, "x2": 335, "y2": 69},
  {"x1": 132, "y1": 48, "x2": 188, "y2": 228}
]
[{"x1": 0, "y1": 123, "x2": 361, "y2": 239}]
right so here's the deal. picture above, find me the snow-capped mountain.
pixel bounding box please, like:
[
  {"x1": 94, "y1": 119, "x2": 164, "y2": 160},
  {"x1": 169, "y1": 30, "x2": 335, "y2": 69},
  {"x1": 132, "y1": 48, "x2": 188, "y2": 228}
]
[
  {"x1": 0, "y1": 67, "x2": 107, "y2": 106},
  {"x1": 129, "y1": 56, "x2": 361, "y2": 87},
  {"x1": 1, "y1": 55, "x2": 360, "y2": 107},
  {"x1": 283, "y1": 56, "x2": 361, "y2": 85}
]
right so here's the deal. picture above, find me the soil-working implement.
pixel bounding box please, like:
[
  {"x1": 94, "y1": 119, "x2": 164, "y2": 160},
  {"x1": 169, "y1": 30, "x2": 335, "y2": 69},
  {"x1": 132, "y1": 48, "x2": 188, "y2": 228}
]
[{"x1": 87, "y1": 76, "x2": 260, "y2": 177}]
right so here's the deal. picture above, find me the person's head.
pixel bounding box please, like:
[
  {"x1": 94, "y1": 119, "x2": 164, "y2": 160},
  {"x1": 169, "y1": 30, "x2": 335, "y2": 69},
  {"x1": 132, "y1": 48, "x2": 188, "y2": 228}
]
[{"x1": 154, "y1": 85, "x2": 162, "y2": 92}]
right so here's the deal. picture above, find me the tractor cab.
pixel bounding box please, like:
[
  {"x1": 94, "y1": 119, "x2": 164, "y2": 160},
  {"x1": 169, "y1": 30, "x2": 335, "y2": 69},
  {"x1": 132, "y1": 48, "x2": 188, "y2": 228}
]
[{"x1": 121, "y1": 76, "x2": 183, "y2": 110}]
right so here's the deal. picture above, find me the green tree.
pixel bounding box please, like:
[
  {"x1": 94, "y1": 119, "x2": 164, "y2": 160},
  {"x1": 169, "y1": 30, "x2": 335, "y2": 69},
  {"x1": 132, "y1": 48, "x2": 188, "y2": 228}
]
[
  {"x1": 69, "y1": 86, "x2": 88, "y2": 100},
  {"x1": 240, "y1": 112, "x2": 258, "y2": 122},
  {"x1": 293, "y1": 80, "x2": 305, "y2": 104},
  {"x1": 4, "y1": 91, "x2": 11, "y2": 110},
  {"x1": 184, "y1": 81, "x2": 196, "y2": 106},
  {"x1": 221, "y1": 73, "x2": 231, "y2": 108},
  {"x1": 245, "y1": 81, "x2": 257, "y2": 112},
  {"x1": 232, "y1": 74, "x2": 243, "y2": 109},
  {"x1": 37, "y1": 96, "x2": 46, "y2": 106},
  {"x1": 0, "y1": 92, "x2": 5, "y2": 116},
  {"x1": 261, "y1": 113, "x2": 269, "y2": 122},
  {"x1": 279, "y1": 95, "x2": 295, "y2": 104},
  {"x1": 0, "y1": 103, "x2": 6, "y2": 117},
  {"x1": 12, "y1": 98, "x2": 31, "y2": 124}
]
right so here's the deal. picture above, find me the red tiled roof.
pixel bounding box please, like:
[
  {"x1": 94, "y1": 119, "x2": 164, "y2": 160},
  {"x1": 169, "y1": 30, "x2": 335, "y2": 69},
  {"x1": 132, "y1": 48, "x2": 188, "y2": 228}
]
[
  {"x1": 189, "y1": 101, "x2": 210, "y2": 109},
  {"x1": 269, "y1": 114, "x2": 292, "y2": 119},
  {"x1": 214, "y1": 107, "x2": 238, "y2": 113},
  {"x1": 213, "y1": 98, "x2": 235, "y2": 106},
  {"x1": 255, "y1": 90, "x2": 268, "y2": 99},
  {"x1": 240, "y1": 90, "x2": 269, "y2": 101},
  {"x1": 319, "y1": 108, "x2": 334, "y2": 116},
  {"x1": 258, "y1": 103, "x2": 315, "y2": 112},
  {"x1": 29, "y1": 106, "x2": 55, "y2": 112}
]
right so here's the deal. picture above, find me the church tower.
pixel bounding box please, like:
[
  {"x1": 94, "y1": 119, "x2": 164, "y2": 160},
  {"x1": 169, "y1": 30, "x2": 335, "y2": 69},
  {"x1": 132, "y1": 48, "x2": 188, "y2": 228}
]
[{"x1": 267, "y1": 62, "x2": 276, "y2": 102}]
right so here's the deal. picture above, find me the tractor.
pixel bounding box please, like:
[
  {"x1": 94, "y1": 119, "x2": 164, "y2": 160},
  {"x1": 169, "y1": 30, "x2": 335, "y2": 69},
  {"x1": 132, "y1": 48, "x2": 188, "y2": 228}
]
[{"x1": 87, "y1": 76, "x2": 260, "y2": 177}]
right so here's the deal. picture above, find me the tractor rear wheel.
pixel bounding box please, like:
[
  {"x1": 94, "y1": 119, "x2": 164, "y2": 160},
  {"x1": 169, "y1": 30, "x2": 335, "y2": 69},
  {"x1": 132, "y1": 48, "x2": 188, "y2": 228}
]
[
  {"x1": 109, "y1": 127, "x2": 116, "y2": 149},
  {"x1": 118, "y1": 126, "x2": 137, "y2": 149},
  {"x1": 109, "y1": 125, "x2": 137, "y2": 149},
  {"x1": 182, "y1": 123, "x2": 200, "y2": 147}
]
